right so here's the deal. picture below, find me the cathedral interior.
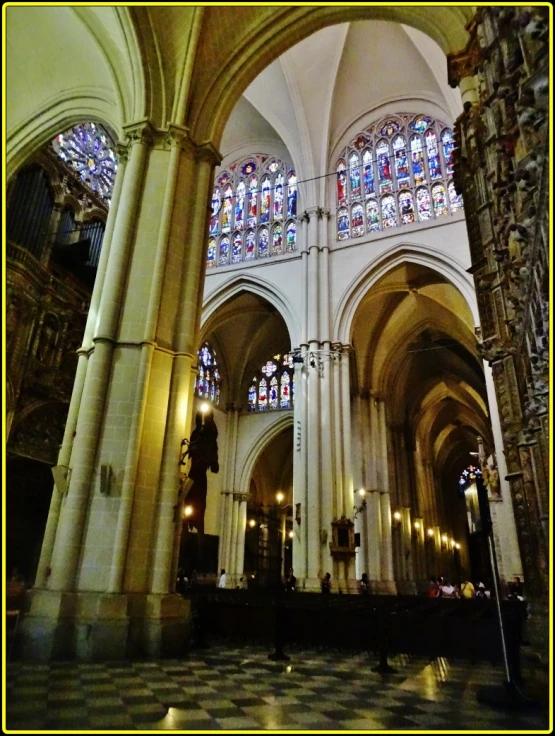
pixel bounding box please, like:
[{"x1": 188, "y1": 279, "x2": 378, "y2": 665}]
[{"x1": 4, "y1": 4, "x2": 550, "y2": 732}]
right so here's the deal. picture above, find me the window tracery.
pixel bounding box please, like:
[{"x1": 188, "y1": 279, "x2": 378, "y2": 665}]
[
  {"x1": 52, "y1": 122, "x2": 117, "y2": 205},
  {"x1": 206, "y1": 155, "x2": 297, "y2": 270},
  {"x1": 248, "y1": 354, "x2": 295, "y2": 412},
  {"x1": 196, "y1": 342, "x2": 221, "y2": 406},
  {"x1": 335, "y1": 114, "x2": 462, "y2": 241}
]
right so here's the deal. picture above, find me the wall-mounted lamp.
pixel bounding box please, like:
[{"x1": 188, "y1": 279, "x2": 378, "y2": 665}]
[
  {"x1": 288, "y1": 530, "x2": 294, "y2": 539},
  {"x1": 412, "y1": 520, "x2": 421, "y2": 540},
  {"x1": 353, "y1": 489, "x2": 367, "y2": 519},
  {"x1": 393, "y1": 511, "x2": 402, "y2": 525},
  {"x1": 426, "y1": 528, "x2": 434, "y2": 541},
  {"x1": 441, "y1": 534, "x2": 449, "y2": 546},
  {"x1": 183, "y1": 505, "x2": 193, "y2": 518},
  {"x1": 248, "y1": 519, "x2": 256, "y2": 528},
  {"x1": 276, "y1": 492, "x2": 285, "y2": 504},
  {"x1": 455, "y1": 542, "x2": 461, "y2": 550},
  {"x1": 450, "y1": 539, "x2": 456, "y2": 549}
]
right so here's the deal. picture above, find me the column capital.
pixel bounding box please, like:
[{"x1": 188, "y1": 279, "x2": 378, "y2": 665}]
[
  {"x1": 233, "y1": 492, "x2": 249, "y2": 503},
  {"x1": 123, "y1": 119, "x2": 155, "y2": 146},
  {"x1": 194, "y1": 140, "x2": 223, "y2": 166}
]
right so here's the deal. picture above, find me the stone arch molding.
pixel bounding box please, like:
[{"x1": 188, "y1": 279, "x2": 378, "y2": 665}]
[
  {"x1": 201, "y1": 274, "x2": 300, "y2": 348},
  {"x1": 237, "y1": 412, "x2": 294, "y2": 497},
  {"x1": 7, "y1": 90, "x2": 122, "y2": 181},
  {"x1": 333, "y1": 242, "x2": 480, "y2": 345}
]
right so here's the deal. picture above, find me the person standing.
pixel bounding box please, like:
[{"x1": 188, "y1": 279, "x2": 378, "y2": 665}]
[
  {"x1": 285, "y1": 568, "x2": 296, "y2": 592},
  {"x1": 218, "y1": 569, "x2": 227, "y2": 588},
  {"x1": 359, "y1": 573, "x2": 370, "y2": 594},
  {"x1": 461, "y1": 578, "x2": 475, "y2": 599},
  {"x1": 321, "y1": 572, "x2": 331, "y2": 594}
]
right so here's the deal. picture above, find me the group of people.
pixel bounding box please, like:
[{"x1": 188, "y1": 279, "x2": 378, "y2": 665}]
[
  {"x1": 428, "y1": 576, "x2": 492, "y2": 599},
  {"x1": 176, "y1": 567, "x2": 198, "y2": 593}
]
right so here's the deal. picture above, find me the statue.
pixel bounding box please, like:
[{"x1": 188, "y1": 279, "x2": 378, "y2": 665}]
[
  {"x1": 179, "y1": 408, "x2": 219, "y2": 539},
  {"x1": 477, "y1": 436, "x2": 501, "y2": 500}
]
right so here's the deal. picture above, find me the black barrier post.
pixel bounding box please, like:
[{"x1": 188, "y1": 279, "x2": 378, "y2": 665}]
[
  {"x1": 475, "y1": 476, "x2": 537, "y2": 710},
  {"x1": 193, "y1": 594, "x2": 209, "y2": 650},
  {"x1": 268, "y1": 590, "x2": 290, "y2": 661},
  {"x1": 371, "y1": 608, "x2": 397, "y2": 674}
]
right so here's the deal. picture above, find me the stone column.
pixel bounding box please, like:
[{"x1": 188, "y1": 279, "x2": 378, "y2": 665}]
[
  {"x1": 292, "y1": 355, "x2": 307, "y2": 580},
  {"x1": 234, "y1": 494, "x2": 248, "y2": 583},
  {"x1": 49, "y1": 124, "x2": 151, "y2": 592},
  {"x1": 305, "y1": 212, "x2": 321, "y2": 588},
  {"x1": 34, "y1": 144, "x2": 128, "y2": 590},
  {"x1": 377, "y1": 399, "x2": 396, "y2": 593},
  {"x1": 150, "y1": 141, "x2": 219, "y2": 595}
]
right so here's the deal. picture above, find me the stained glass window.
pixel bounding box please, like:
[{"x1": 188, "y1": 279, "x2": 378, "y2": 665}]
[
  {"x1": 280, "y1": 371, "x2": 291, "y2": 408},
  {"x1": 337, "y1": 160, "x2": 347, "y2": 205},
  {"x1": 416, "y1": 187, "x2": 432, "y2": 220},
  {"x1": 286, "y1": 221, "x2": 296, "y2": 251},
  {"x1": 272, "y1": 224, "x2": 283, "y2": 255},
  {"x1": 363, "y1": 149, "x2": 374, "y2": 196},
  {"x1": 222, "y1": 186, "x2": 232, "y2": 232},
  {"x1": 232, "y1": 232, "x2": 242, "y2": 263},
  {"x1": 210, "y1": 189, "x2": 221, "y2": 235},
  {"x1": 207, "y1": 238, "x2": 216, "y2": 268},
  {"x1": 366, "y1": 199, "x2": 380, "y2": 232},
  {"x1": 248, "y1": 382, "x2": 257, "y2": 411},
  {"x1": 219, "y1": 236, "x2": 230, "y2": 265},
  {"x1": 409, "y1": 115, "x2": 432, "y2": 133},
  {"x1": 258, "y1": 379, "x2": 268, "y2": 410},
  {"x1": 349, "y1": 152, "x2": 361, "y2": 199},
  {"x1": 261, "y1": 176, "x2": 271, "y2": 223},
  {"x1": 196, "y1": 342, "x2": 221, "y2": 405},
  {"x1": 248, "y1": 176, "x2": 258, "y2": 227},
  {"x1": 245, "y1": 229, "x2": 256, "y2": 260},
  {"x1": 234, "y1": 181, "x2": 246, "y2": 229},
  {"x1": 448, "y1": 181, "x2": 464, "y2": 213},
  {"x1": 431, "y1": 183, "x2": 448, "y2": 217},
  {"x1": 393, "y1": 136, "x2": 410, "y2": 189},
  {"x1": 335, "y1": 113, "x2": 462, "y2": 241},
  {"x1": 269, "y1": 376, "x2": 279, "y2": 409},
  {"x1": 274, "y1": 172, "x2": 284, "y2": 219},
  {"x1": 351, "y1": 204, "x2": 364, "y2": 237},
  {"x1": 52, "y1": 122, "x2": 117, "y2": 204},
  {"x1": 410, "y1": 136, "x2": 426, "y2": 186},
  {"x1": 441, "y1": 129, "x2": 455, "y2": 176},
  {"x1": 249, "y1": 354, "x2": 295, "y2": 411},
  {"x1": 377, "y1": 140, "x2": 392, "y2": 194},
  {"x1": 399, "y1": 191, "x2": 415, "y2": 225},
  {"x1": 425, "y1": 130, "x2": 442, "y2": 180},
  {"x1": 337, "y1": 207, "x2": 350, "y2": 240},
  {"x1": 381, "y1": 195, "x2": 397, "y2": 228},
  {"x1": 287, "y1": 172, "x2": 297, "y2": 218},
  {"x1": 258, "y1": 228, "x2": 269, "y2": 257},
  {"x1": 379, "y1": 119, "x2": 401, "y2": 136}
]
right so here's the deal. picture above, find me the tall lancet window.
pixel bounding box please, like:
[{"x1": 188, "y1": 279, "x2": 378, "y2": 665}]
[
  {"x1": 335, "y1": 113, "x2": 463, "y2": 240},
  {"x1": 196, "y1": 342, "x2": 221, "y2": 406}
]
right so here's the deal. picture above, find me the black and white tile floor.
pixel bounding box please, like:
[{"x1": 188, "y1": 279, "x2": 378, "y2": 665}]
[{"x1": 5, "y1": 646, "x2": 550, "y2": 732}]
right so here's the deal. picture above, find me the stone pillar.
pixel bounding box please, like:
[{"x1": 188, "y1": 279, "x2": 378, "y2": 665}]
[
  {"x1": 34, "y1": 144, "x2": 128, "y2": 591},
  {"x1": 377, "y1": 399, "x2": 396, "y2": 593},
  {"x1": 292, "y1": 355, "x2": 308, "y2": 581},
  {"x1": 22, "y1": 125, "x2": 220, "y2": 660},
  {"x1": 234, "y1": 494, "x2": 248, "y2": 584},
  {"x1": 49, "y1": 124, "x2": 151, "y2": 592}
]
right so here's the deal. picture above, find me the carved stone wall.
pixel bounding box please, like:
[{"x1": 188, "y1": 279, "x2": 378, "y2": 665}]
[{"x1": 449, "y1": 7, "x2": 549, "y2": 598}]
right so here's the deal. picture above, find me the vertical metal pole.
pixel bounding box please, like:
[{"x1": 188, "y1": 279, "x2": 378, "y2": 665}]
[{"x1": 487, "y1": 532, "x2": 511, "y2": 682}]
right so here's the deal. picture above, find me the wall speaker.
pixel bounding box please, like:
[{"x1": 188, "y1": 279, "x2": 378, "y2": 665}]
[{"x1": 100, "y1": 464, "x2": 111, "y2": 495}]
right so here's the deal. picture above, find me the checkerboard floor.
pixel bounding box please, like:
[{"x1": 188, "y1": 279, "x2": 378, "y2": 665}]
[{"x1": 5, "y1": 645, "x2": 549, "y2": 731}]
